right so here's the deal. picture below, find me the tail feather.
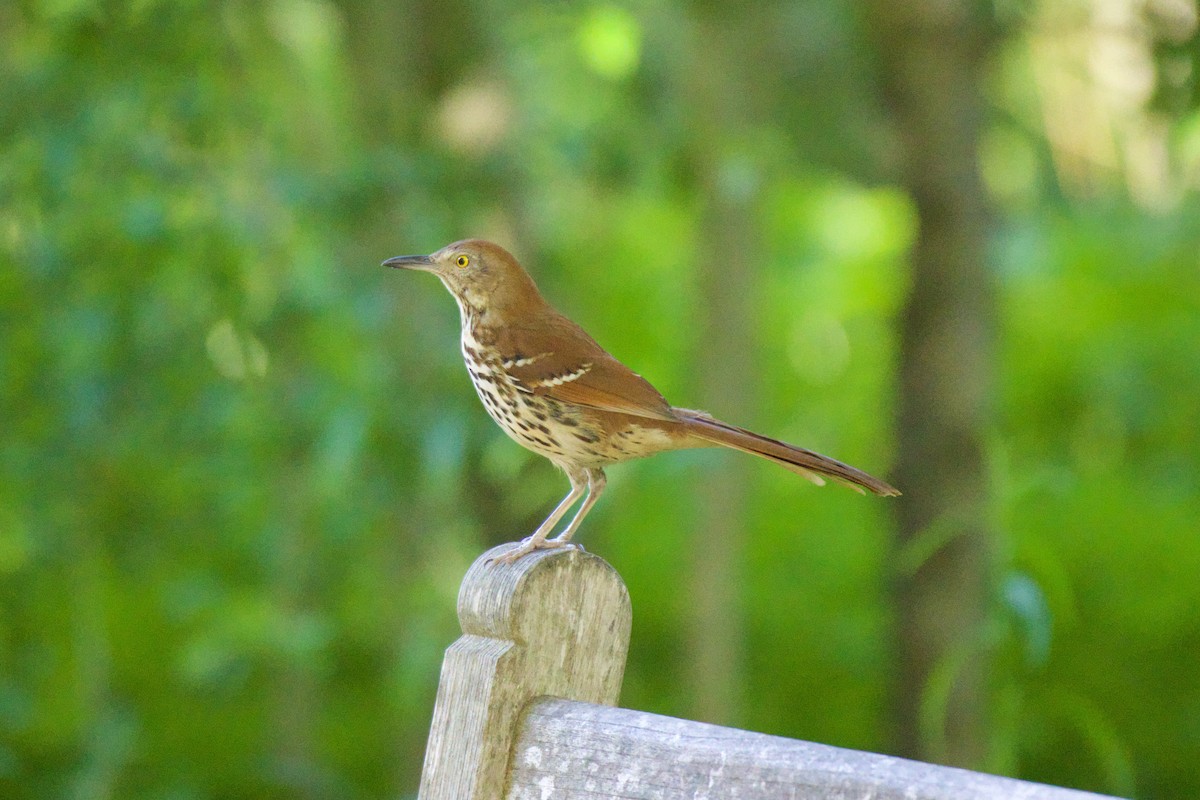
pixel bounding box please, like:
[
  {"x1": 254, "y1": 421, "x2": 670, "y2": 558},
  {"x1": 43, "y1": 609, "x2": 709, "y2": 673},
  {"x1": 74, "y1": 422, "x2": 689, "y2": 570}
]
[{"x1": 675, "y1": 409, "x2": 900, "y2": 497}]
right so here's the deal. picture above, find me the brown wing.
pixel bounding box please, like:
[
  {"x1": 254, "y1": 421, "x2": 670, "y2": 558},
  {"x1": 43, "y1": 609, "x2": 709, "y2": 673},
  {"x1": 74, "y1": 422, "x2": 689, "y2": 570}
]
[{"x1": 497, "y1": 311, "x2": 678, "y2": 422}]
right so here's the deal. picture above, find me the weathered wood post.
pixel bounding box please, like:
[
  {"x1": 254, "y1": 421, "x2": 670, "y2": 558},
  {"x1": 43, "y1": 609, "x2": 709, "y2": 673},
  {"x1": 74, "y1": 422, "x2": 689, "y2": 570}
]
[
  {"x1": 418, "y1": 544, "x2": 631, "y2": 800},
  {"x1": 418, "y1": 544, "x2": 1122, "y2": 800}
]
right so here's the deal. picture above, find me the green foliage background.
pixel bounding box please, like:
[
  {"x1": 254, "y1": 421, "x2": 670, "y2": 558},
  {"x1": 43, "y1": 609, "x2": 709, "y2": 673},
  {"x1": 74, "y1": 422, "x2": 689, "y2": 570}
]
[{"x1": 2, "y1": 1, "x2": 1198, "y2": 798}]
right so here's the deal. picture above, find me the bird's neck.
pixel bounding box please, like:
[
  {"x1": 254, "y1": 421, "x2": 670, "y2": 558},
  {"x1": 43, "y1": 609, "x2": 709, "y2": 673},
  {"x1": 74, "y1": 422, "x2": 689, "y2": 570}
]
[{"x1": 450, "y1": 271, "x2": 551, "y2": 336}]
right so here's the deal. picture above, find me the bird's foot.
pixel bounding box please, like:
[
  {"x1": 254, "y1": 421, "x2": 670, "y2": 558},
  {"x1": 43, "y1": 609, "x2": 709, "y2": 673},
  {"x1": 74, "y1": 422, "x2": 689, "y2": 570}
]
[{"x1": 488, "y1": 535, "x2": 584, "y2": 565}]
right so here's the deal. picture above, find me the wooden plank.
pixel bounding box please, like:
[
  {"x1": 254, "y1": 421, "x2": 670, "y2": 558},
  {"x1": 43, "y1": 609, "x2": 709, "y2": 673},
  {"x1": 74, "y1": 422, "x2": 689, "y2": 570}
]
[
  {"x1": 418, "y1": 545, "x2": 631, "y2": 800},
  {"x1": 507, "y1": 698, "x2": 1123, "y2": 800}
]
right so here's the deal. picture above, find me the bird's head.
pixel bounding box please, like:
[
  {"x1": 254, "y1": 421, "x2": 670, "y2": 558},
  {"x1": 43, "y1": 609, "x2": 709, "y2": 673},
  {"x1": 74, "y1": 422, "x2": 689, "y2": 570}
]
[{"x1": 383, "y1": 239, "x2": 541, "y2": 316}]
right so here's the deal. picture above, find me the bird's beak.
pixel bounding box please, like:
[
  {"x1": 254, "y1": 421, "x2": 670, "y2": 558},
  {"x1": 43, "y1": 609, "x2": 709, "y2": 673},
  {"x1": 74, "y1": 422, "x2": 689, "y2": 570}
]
[{"x1": 382, "y1": 254, "x2": 436, "y2": 271}]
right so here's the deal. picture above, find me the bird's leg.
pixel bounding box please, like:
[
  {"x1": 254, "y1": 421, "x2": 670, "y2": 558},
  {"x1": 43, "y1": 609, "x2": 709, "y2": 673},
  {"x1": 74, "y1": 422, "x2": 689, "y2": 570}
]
[
  {"x1": 491, "y1": 469, "x2": 587, "y2": 564},
  {"x1": 528, "y1": 473, "x2": 586, "y2": 543},
  {"x1": 550, "y1": 468, "x2": 606, "y2": 545}
]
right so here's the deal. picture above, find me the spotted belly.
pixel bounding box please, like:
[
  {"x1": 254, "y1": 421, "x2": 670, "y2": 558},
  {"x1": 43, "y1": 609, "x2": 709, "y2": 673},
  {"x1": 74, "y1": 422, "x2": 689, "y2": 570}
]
[{"x1": 463, "y1": 356, "x2": 676, "y2": 468}]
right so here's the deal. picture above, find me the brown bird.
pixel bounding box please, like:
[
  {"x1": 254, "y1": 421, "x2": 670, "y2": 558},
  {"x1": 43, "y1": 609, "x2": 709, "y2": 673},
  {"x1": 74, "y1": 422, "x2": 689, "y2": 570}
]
[{"x1": 384, "y1": 239, "x2": 898, "y2": 563}]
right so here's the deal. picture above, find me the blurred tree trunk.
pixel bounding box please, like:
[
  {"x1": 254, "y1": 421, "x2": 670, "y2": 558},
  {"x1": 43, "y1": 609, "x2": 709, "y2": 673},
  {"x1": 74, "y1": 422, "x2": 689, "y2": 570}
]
[
  {"x1": 71, "y1": 528, "x2": 117, "y2": 800},
  {"x1": 273, "y1": 465, "x2": 321, "y2": 799},
  {"x1": 686, "y1": 184, "x2": 754, "y2": 726},
  {"x1": 681, "y1": 13, "x2": 767, "y2": 727},
  {"x1": 339, "y1": 2, "x2": 488, "y2": 793},
  {"x1": 864, "y1": 1, "x2": 998, "y2": 768}
]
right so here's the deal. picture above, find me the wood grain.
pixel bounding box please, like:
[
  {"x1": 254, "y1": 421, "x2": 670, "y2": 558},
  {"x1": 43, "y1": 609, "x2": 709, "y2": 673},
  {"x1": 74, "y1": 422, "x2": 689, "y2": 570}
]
[
  {"x1": 418, "y1": 544, "x2": 631, "y2": 800},
  {"x1": 507, "y1": 698, "x2": 1121, "y2": 800},
  {"x1": 419, "y1": 544, "x2": 1122, "y2": 800}
]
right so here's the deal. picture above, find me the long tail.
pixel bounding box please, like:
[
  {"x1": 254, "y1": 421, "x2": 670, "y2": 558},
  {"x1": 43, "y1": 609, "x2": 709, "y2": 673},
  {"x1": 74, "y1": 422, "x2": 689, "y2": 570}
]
[{"x1": 675, "y1": 409, "x2": 900, "y2": 497}]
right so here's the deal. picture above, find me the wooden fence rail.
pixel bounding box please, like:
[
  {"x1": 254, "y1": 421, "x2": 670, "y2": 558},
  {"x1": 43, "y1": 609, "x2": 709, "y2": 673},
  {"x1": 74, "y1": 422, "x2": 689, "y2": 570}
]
[{"x1": 419, "y1": 544, "x2": 1120, "y2": 800}]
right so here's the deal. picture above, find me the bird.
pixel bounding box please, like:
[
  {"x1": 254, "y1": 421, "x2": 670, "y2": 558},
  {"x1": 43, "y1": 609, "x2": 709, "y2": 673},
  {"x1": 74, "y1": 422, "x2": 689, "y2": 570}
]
[{"x1": 383, "y1": 239, "x2": 899, "y2": 563}]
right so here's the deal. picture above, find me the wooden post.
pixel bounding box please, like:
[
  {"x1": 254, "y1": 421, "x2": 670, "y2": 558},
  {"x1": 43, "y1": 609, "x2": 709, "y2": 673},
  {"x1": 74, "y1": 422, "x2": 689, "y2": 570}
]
[
  {"x1": 417, "y1": 544, "x2": 632, "y2": 800},
  {"x1": 507, "y1": 699, "x2": 1121, "y2": 800}
]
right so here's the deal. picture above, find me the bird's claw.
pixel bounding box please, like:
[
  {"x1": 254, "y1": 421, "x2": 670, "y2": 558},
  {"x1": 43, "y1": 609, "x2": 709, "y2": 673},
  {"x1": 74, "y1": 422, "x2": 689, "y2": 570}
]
[{"x1": 487, "y1": 536, "x2": 584, "y2": 565}]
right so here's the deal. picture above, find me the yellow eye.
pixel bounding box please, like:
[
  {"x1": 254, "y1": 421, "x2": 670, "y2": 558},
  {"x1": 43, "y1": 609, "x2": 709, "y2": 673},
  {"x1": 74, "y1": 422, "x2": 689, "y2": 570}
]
[{"x1": 455, "y1": 254, "x2": 470, "y2": 268}]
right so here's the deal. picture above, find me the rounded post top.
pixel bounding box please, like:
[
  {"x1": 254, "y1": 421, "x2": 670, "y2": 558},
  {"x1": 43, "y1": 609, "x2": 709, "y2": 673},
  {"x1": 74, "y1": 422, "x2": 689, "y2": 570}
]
[{"x1": 457, "y1": 545, "x2": 631, "y2": 645}]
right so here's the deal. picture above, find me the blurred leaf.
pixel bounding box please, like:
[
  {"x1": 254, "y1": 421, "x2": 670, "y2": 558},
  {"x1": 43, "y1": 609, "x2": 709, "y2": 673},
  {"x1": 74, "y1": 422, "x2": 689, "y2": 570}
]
[
  {"x1": 1000, "y1": 570, "x2": 1052, "y2": 668},
  {"x1": 577, "y1": 5, "x2": 642, "y2": 80}
]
